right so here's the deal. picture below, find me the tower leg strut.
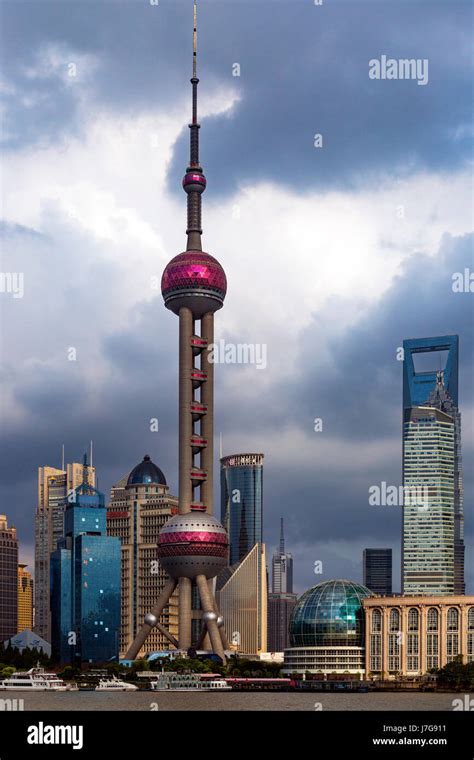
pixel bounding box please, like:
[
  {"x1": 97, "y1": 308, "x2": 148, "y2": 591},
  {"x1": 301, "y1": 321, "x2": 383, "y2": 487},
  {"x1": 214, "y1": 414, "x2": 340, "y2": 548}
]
[
  {"x1": 125, "y1": 577, "x2": 177, "y2": 660},
  {"x1": 196, "y1": 574, "x2": 226, "y2": 664}
]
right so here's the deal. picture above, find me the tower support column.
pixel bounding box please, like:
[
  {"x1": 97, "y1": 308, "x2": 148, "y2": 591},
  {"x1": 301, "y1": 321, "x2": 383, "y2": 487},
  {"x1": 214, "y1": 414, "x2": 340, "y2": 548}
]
[
  {"x1": 196, "y1": 574, "x2": 226, "y2": 663},
  {"x1": 178, "y1": 576, "x2": 192, "y2": 649}
]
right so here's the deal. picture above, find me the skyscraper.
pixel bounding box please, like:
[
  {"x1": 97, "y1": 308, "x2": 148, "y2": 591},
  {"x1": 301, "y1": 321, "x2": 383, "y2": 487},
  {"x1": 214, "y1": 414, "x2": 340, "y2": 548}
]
[
  {"x1": 268, "y1": 519, "x2": 296, "y2": 652},
  {"x1": 0, "y1": 515, "x2": 18, "y2": 641},
  {"x1": 267, "y1": 593, "x2": 297, "y2": 652},
  {"x1": 402, "y1": 336, "x2": 464, "y2": 595},
  {"x1": 363, "y1": 548, "x2": 392, "y2": 595},
  {"x1": 51, "y1": 459, "x2": 121, "y2": 664},
  {"x1": 221, "y1": 453, "x2": 264, "y2": 565},
  {"x1": 35, "y1": 459, "x2": 96, "y2": 641},
  {"x1": 272, "y1": 518, "x2": 293, "y2": 593},
  {"x1": 107, "y1": 455, "x2": 179, "y2": 658},
  {"x1": 17, "y1": 564, "x2": 34, "y2": 632},
  {"x1": 126, "y1": 3, "x2": 230, "y2": 663},
  {"x1": 216, "y1": 543, "x2": 267, "y2": 655}
]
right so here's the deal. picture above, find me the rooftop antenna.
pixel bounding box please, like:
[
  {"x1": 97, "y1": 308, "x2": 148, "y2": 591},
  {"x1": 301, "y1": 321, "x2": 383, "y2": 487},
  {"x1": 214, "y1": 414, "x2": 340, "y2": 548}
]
[
  {"x1": 61, "y1": 444, "x2": 65, "y2": 472},
  {"x1": 279, "y1": 517, "x2": 285, "y2": 554},
  {"x1": 90, "y1": 440, "x2": 93, "y2": 469},
  {"x1": 219, "y1": 432, "x2": 223, "y2": 459}
]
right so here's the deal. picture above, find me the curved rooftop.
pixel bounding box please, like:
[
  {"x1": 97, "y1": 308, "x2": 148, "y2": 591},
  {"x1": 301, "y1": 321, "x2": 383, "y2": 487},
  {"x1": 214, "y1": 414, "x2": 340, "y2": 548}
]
[{"x1": 126, "y1": 455, "x2": 167, "y2": 487}]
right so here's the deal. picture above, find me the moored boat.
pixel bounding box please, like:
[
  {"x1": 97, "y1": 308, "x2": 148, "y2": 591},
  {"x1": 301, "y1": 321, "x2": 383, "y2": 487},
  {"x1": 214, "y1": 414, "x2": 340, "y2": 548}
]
[
  {"x1": 150, "y1": 673, "x2": 231, "y2": 691},
  {"x1": 95, "y1": 677, "x2": 138, "y2": 691},
  {"x1": 0, "y1": 668, "x2": 69, "y2": 691}
]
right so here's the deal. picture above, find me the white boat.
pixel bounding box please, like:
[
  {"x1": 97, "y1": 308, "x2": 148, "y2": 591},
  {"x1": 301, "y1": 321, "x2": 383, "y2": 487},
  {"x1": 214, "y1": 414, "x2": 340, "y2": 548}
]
[
  {"x1": 95, "y1": 677, "x2": 138, "y2": 691},
  {"x1": 150, "y1": 673, "x2": 231, "y2": 691},
  {"x1": 0, "y1": 668, "x2": 69, "y2": 691}
]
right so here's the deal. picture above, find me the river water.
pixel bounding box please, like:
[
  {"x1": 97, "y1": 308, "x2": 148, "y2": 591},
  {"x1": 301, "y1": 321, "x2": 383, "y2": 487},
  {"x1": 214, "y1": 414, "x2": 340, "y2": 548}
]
[{"x1": 0, "y1": 691, "x2": 461, "y2": 711}]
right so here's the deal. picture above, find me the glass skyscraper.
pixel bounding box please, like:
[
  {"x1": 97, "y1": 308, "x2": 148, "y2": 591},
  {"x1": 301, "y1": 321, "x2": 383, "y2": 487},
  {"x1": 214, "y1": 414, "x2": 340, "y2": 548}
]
[
  {"x1": 35, "y1": 460, "x2": 96, "y2": 642},
  {"x1": 0, "y1": 515, "x2": 18, "y2": 641},
  {"x1": 220, "y1": 453, "x2": 263, "y2": 565},
  {"x1": 51, "y1": 460, "x2": 121, "y2": 664},
  {"x1": 363, "y1": 548, "x2": 392, "y2": 595},
  {"x1": 402, "y1": 336, "x2": 464, "y2": 595}
]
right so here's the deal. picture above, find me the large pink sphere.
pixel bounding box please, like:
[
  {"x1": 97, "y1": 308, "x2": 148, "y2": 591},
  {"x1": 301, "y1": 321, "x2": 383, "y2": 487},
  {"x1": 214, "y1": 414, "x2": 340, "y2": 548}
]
[{"x1": 161, "y1": 250, "x2": 227, "y2": 317}]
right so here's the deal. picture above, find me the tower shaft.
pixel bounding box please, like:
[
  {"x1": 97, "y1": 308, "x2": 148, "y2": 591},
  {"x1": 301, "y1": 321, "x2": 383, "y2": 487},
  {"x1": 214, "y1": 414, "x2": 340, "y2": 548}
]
[
  {"x1": 200, "y1": 312, "x2": 214, "y2": 513},
  {"x1": 178, "y1": 307, "x2": 193, "y2": 514}
]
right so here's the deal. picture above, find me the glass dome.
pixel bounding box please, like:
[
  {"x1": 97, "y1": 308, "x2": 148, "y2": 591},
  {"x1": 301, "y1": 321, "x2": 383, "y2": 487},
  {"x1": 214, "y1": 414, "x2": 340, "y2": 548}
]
[{"x1": 289, "y1": 579, "x2": 374, "y2": 648}]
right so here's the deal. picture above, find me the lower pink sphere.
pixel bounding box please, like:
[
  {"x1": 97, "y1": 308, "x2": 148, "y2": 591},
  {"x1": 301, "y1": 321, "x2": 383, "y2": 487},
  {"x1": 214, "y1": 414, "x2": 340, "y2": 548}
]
[{"x1": 157, "y1": 512, "x2": 229, "y2": 579}]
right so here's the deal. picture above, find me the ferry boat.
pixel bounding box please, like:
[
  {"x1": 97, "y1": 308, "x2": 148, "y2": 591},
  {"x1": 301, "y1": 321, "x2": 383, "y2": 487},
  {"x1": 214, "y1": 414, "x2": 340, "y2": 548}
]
[
  {"x1": 95, "y1": 677, "x2": 138, "y2": 691},
  {"x1": 150, "y1": 673, "x2": 231, "y2": 692},
  {"x1": 0, "y1": 668, "x2": 69, "y2": 691}
]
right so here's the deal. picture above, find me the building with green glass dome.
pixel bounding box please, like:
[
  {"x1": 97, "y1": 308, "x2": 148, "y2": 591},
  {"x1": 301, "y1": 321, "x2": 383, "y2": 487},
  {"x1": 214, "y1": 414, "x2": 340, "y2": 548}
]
[{"x1": 283, "y1": 579, "x2": 375, "y2": 675}]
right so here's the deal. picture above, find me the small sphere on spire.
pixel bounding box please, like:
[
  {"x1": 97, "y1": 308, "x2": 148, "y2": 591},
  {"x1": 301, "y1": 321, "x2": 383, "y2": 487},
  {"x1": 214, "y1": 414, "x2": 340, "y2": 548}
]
[{"x1": 183, "y1": 172, "x2": 206, "y2": 194}]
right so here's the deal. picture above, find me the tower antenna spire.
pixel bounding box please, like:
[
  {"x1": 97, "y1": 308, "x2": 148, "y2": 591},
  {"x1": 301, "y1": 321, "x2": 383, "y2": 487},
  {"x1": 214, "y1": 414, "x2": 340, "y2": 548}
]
[
  {"x1": 183, "y1": 0, "x2": 206, "y2": 251},
  {"x1": 193, "y1": 0, "x2": 197, "y2": 81}
]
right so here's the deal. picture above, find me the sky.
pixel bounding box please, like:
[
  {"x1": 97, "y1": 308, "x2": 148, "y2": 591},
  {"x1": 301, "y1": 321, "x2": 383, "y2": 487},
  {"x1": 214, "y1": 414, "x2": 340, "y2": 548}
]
[{"x1": 0, "y1": 0, "x2": 473, "y2": 596}]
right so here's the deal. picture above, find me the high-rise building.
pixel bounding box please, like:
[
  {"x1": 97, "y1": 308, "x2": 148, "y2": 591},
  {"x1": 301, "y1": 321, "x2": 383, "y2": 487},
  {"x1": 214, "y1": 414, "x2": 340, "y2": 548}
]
[
  {"x1": 216, "y1": 543, "x2": 267, "y2": 655},
  {"x1": 363, "y1": 548, "x2": 392, "y2": 595},
  {"x1": 267, "y1": 593, "x2": 297, "y2": 652},
  {"x1": 268, "y1": 519, "x2": 296, "y2": 651},
  {"x1": 0, "y1": 515, "x2": 19, "y2": 641},
  {"x1": 50, "y1": 459, "x2": 120, "y2": 664},
  {"x1": 125, "y1": 3, "x2": 230, "y2": 663},
  {"x1": 402, "y1": 335, "x2": 464, "y2": 595},
  {"x1": 272, "y1": 518, "x2": 293, "y2": 593},
  {"x1": 107, "y1": 455, "x2": 179, "y2": 658},
  {"x1": 220, "y1": 453, "x2": 264, "y2": 565},
  {"x1": 403, "y1": 406, "x2": 456, "y2": 594},
  {"x1": 35, "y1": 460, "x2": 96, "y2": 641},
  {"x1": 17, "y1": 564, "x2": 34, "y2": 632}
]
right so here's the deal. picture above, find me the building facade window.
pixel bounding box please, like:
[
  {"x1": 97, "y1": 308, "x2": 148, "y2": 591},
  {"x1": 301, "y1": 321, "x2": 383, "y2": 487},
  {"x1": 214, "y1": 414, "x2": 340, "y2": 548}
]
[
  {"x1": 407, "y1": 608, "x2": 419, "y2": 671},
  {"x1": 372, "y1": 609, "x2": 382, "y2": 633},
  {"x1": 446, "y1": 607, "x2": 459, "y2": 663},
  {"x1": 388, "y1": 609, "x2": 400, "y2": 672},
  {"x1": 467, "y1": 607, "x2": 474, "y2": 663},
  {"x1": 370, "y1": 609, "x2": 382, "y2": 672},
  {"x1": 426, "y1": 607, "x2": 439, "y2": 670}
]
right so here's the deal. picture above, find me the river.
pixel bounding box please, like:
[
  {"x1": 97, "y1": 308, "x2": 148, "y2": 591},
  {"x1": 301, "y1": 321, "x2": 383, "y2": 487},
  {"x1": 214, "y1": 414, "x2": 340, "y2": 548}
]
[{"x1": 0, "y1": 690, "x2": 462, "y2": 711}]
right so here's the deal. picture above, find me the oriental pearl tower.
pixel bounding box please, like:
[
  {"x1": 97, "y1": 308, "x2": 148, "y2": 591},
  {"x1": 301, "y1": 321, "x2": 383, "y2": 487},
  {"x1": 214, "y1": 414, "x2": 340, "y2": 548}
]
[{"x1": 126, "y1": 1, "x2": 229, "y2": 663}]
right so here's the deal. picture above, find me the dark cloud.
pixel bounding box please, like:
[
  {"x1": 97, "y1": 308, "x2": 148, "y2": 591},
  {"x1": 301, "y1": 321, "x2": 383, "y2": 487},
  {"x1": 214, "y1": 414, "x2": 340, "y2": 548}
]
[{"x1": 1, "y1": 1, "x2": 472, "y2": 193}]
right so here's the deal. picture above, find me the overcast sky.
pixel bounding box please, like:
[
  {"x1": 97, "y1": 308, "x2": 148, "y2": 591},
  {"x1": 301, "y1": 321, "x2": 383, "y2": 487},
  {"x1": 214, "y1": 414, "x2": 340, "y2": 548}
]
[{"x1": 1, "y1": 0, "x2": 473, "y2": 595}]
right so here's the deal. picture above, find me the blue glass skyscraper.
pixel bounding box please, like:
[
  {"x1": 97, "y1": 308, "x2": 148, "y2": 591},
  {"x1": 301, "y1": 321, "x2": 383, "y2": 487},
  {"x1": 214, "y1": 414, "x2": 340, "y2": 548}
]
[
  {"x1": 220, "y1": 453, "x2": 263, "y2": 565},
  {"x1": 51, "y1": 458, "x2": 121, "y2": 664},
  {"x1": 402, "y1": 336, "x2": 464, "y2": 595}
]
